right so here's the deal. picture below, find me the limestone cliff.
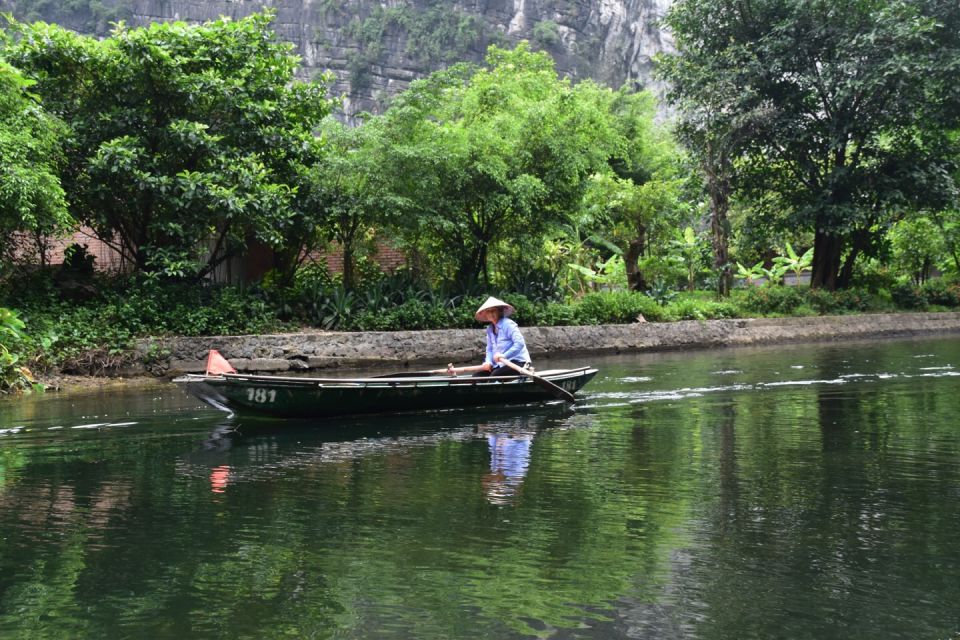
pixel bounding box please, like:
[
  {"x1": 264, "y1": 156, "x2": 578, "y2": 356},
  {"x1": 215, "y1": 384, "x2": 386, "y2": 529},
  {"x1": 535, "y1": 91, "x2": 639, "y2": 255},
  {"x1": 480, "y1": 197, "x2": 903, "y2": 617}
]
[{"x1": 3, "y1": 0, "x2": 673, "y2": 116}]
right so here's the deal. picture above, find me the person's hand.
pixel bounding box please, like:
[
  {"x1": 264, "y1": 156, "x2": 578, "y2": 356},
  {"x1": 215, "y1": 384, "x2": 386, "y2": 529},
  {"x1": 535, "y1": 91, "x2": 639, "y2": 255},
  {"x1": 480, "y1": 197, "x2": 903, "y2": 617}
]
[
  {"x1": 494, "y1": 352, "x2": 504, "y2": 363},
  {"x1": 446, "y1": 363, "x2": 457, "y2": 376}
]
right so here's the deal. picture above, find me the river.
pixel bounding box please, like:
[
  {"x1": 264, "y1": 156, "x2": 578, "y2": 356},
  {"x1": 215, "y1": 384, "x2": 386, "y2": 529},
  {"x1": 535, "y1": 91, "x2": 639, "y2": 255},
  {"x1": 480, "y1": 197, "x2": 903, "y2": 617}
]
[{"x1": 1, "y1": 337, "x2": 958, "y2": 639}]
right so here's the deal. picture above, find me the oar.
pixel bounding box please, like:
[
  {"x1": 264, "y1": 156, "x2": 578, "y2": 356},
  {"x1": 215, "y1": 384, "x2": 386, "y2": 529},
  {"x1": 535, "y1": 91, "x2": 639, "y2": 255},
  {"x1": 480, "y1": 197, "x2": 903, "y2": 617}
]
[{"x1": 499, "y1": 359, "x2": 576, "y2": 403}]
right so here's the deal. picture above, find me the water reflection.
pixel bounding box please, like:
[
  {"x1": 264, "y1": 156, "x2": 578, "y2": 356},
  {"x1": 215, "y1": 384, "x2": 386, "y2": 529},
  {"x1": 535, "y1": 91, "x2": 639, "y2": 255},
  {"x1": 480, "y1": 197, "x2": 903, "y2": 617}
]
[
  {"x1": 480, "y1": 427, "x2": 535, "y2": 505},
  {"x1": 0, "y1": 338, "x2": 959, "y2": 639},
  {"x1": 176, "y1": 405, "x2": 573, "y2": 498}
]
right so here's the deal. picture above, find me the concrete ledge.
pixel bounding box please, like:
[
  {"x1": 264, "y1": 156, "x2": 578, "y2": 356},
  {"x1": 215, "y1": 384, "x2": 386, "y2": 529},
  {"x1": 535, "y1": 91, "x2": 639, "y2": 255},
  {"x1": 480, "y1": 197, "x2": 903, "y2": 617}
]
[{"x1": 137, "y1": 312, "x2": 960, "y2": 376}]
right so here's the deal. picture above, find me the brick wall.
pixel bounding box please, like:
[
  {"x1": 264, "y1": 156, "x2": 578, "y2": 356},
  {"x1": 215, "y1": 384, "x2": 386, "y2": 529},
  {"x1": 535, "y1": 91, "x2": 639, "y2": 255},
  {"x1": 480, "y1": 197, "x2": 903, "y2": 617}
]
[{"x1": 22, "y1": 229, "x2": 407, "y2": 279}]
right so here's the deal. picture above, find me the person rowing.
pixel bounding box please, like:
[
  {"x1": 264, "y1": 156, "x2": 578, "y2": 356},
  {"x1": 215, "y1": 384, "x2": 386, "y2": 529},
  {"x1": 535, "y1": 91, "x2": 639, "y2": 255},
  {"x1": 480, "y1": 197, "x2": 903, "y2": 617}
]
[{"x1": 446, "y1": 296, "x2": 532, "y2": 377}]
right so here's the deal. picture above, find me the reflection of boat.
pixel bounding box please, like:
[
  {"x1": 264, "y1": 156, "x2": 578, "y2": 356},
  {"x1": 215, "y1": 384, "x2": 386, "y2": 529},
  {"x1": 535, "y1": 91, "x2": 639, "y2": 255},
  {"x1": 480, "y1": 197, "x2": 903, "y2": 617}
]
[
  {"x1": 178, "y1": 407, "x2": 574, "y2": 491},
  {"x1": 174, "y1": 367, "x2": 598, "y2": 418}
]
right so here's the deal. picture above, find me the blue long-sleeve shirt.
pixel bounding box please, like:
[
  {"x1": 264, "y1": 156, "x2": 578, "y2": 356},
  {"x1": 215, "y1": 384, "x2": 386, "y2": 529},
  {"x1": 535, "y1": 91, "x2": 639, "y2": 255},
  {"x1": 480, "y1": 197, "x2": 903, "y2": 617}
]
[{"x1": 484, "y1": 318, "x2": 531, "y2": 368}]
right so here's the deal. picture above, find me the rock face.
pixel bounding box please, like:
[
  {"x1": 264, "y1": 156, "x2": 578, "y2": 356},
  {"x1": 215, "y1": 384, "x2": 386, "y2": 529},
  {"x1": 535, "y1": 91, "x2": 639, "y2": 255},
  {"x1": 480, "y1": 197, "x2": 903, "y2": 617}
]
[{"x1": 9, "y1": 0, "x2": 674, "y2": 117}]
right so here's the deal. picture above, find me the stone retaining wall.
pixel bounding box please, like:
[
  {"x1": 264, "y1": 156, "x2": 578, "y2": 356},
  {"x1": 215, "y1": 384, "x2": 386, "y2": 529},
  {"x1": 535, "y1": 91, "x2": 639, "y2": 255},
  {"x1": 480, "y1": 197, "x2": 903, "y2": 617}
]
[{"x1": 136, "y1": 312, "x2": 960, "y2": 376}]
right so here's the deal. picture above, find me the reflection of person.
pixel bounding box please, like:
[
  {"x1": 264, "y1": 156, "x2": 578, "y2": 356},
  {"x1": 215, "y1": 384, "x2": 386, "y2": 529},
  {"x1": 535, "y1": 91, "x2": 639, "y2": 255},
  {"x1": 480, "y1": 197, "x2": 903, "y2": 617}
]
[
  {"x1": 482, "y1": 432, "x2": 534, "y2": 505},
  {"x1": 446, "y1": 296, "x2": 532, "y2": 378}
]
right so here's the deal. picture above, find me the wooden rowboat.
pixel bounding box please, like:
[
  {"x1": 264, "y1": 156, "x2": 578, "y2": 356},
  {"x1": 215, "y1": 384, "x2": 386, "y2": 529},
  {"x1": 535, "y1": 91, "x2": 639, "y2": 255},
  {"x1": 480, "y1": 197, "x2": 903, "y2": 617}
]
[{"x1": 174, "y1": 367, "x2": 598, "y2": 418}]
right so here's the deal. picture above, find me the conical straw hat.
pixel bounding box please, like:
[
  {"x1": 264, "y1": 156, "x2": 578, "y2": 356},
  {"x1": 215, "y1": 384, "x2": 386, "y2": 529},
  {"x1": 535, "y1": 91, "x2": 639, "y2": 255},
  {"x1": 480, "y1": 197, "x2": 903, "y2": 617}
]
[{"x1": 474, "y1": 296, "x2": 515, "y2": 322}]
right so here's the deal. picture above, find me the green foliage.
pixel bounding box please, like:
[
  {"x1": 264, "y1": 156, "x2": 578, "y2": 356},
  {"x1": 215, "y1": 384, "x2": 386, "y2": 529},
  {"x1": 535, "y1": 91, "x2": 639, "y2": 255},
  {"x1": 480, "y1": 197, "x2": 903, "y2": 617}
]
[
  {"x1": 345, "y1": 4, "x2": 483, "y2": 66},
  {"x1": 0, "y1": 59, "x2": 71, "y2": 268},
  {"x1": 659, "y1": 0, "x2": 960, "y2": 289},
  {"x1": 671, "y1": 226, "x2": 707, "y2": 291},
  {"x1": 566, "y1": 253, "x2": 626, "y2": 290},
  {"x1": 773, "y1": 242, "x2": 813, "y2": 284},
  {"x1": 735, "y1": 261, "x2": 766, "y2": 287},
  {"x1": 380, "y1": 43, "x2": 623, "y2": 286},
  {"x1": 572, "y1": 291, "x2": 664, "y2": 324},
  {"x1": 498, "y1": 263, "x2": 563, "y2": 303},
  {"x1": 804, "y1": 288, "x2": 876, "y2": 315},
  {"x1": 531, "y1": 20, "x2": 560, "y2": 48},
  {"x1": 579, "y1": 88, "x2": 689, "y2": 291},
  {"x1": 662, "y1": 298, "x2": 740, "y2": 321},
  {"x1": 891, "y1": 279, "x2": 960, "y2": 310},
  {"x1": 0, "y1": 306, "x2": 40, "y2": 392},
  {"x1": 4, "y1": 12, "x2": 335, "y2": 278},
  {"x1": 298, "y1": 118, "x2": 405, "y2": 290},
  {"x1": 739, "y1": 286, "x2": 883, "y2": 316},
  {"x1": 849, "y1": 259, "x2": 899, "y2": 295},
  {"x1": 10, "y1": 276, "x2": 284, "y2": 374},
  {"x1": 739, "y1": 287, "x2": 807, "y2": 316},
  {"x1": 889, "y1": 216, "x2": 945, "y2": 285},
  {"x1": 645, "y1": 279, "x2": 678, "y2": 307}
]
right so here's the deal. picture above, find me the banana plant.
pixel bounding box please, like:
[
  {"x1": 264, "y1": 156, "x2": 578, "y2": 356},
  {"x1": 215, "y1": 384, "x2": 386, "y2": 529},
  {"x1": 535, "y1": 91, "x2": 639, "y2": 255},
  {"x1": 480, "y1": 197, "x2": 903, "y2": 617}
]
[
  {"x1": 671, "y1": 226, "x2": 704, "y2": 291},
  {"x1": 567, "y1": 253, "x2": 626, "y2": 289},
  {"x1": 735, "y1": 261, "x2": 766, "y2": 286},
  {"x1": 772, "y1": 242, "x2": 813, "y2": 284}
]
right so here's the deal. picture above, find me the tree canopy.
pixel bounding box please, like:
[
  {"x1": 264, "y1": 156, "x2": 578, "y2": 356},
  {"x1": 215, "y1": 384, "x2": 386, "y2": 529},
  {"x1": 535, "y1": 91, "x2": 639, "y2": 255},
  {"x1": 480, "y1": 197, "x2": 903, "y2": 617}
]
[
  {"x1": 2, "y1": 12, "x2": 335, "y2": 278},
  {"x1": 378, "y1": 43, "x2": 622, "y2": 286},
  {"x1": 659, "y1": 0, "x2": 960, "y2": 289},
  {"x1": 0, "y1": 58, "x2": 70, "y2": 268}
]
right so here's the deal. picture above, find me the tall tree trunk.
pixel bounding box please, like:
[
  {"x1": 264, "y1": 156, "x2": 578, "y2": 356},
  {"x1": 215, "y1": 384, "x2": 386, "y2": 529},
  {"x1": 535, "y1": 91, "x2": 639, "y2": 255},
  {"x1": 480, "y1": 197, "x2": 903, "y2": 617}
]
[
  {"x1": 810, "y1": 229, "x2": 843, "y2": 290},
  {"x1": 708, "y1": 171, "x2": 733, "y2": 297},
  {"x1": 838, "y1": 228, "x2": 870, "y2": 289},
  {"x1": 458, "y1": 242, "x2": 487, "y2": 287},
  {"x1": 342, "y1": 241, "x2": 355, "y2": 291},
  {"x1": 625, "y1": 227, "x2": 647, "y2": 292}
]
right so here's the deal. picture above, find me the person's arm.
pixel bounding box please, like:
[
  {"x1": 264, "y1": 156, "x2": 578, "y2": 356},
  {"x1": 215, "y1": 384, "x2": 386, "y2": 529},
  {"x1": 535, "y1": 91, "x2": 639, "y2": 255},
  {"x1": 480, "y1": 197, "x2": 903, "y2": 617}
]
[
  {"x1": 495, "y1": 320, "x2": 527, "y2": 363},
  {"x1": 446, "y1": 362, "x2": 492, "y2": 376},
  {"x1": 447, "y1": 328, "x2": 495, "y2": 375},
  {"x1": 484, "y1": 326, "x2": 496, "y2": 367}
]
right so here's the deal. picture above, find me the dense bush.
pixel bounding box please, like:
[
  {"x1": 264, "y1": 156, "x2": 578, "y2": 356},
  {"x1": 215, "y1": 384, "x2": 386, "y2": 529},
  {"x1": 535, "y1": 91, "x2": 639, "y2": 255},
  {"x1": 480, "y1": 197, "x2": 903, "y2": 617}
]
[
  {"x1": 804, "y1": 287, "x2": 878, "y2": 314},
  {"x1": 738, "y1": 285, "x2": 890, "y2": 316},
  {"x1": 891, "y1": 282, "x2": 928, "y2": 309},
  {"x1": 572, "y1": 291, "x2": 664, "y2": 324},
  {"x1": 0, "y1": 307, "x2": 40, "y2": 392},
  {"x1": 662, "y1": 298, "x2": 741, "y2": 321},
  {"x1": 920, "y1": 279, "x2": 960, "y2": 307},
  {"x1": 891, "y1": 279, "x2": 960, "y2": 309},
  {"x1": 739, "y1": 286, "x2": 806, "y2": 315},
  {"x1": 7, "y1": 274, "x2": 286, "y2": 375}
]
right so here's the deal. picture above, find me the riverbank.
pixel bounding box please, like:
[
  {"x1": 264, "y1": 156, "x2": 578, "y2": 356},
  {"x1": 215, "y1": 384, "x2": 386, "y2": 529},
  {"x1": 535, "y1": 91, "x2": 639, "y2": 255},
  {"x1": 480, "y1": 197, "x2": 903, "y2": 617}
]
[{"x1": 133, "y1": 311, "x2": 960, "y2": 377}]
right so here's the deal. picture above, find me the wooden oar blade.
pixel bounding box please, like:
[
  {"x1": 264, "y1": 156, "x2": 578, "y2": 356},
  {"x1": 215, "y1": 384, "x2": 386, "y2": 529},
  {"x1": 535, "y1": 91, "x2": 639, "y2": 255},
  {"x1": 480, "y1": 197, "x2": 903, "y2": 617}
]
[{"x1": 500, "y1": 360, "x2": 575, "y2": 403}]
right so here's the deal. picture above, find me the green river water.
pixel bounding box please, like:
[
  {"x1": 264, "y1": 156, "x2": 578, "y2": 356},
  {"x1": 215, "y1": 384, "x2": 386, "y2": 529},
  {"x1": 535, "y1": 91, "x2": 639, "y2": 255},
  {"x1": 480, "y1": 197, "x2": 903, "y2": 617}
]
[{"x1": 0, "y1": 336, "x2": 958, "y2": 639}]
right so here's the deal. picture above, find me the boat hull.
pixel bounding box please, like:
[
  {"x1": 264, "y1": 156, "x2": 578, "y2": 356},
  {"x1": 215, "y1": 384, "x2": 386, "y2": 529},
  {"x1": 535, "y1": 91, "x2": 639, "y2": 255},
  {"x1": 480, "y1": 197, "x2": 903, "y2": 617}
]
[{"x1": 176, "y1": 368, "x2": 598, "y2": 418}]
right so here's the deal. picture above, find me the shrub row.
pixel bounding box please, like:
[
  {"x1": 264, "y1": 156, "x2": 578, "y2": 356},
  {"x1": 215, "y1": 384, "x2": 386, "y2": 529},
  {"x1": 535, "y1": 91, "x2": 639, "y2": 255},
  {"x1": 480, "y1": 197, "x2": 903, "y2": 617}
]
[{"x1": 4, "y1": 269, "x2": 959, "y2": 381}]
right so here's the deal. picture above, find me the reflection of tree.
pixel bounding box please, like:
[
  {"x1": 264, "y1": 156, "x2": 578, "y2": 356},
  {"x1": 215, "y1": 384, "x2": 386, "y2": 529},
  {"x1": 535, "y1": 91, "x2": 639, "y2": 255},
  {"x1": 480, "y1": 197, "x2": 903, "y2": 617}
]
[{"x1": 2, "y1": 340, "x2": 959, "y2": 638}]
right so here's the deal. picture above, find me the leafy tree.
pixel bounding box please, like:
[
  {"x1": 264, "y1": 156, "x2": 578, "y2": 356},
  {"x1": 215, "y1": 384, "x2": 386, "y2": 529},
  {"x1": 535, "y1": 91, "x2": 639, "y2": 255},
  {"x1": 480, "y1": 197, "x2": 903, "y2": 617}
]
[
  {"x1": 3, "y1": 12, "x2": 335, "y2": 278},
  {"x1": 660, "y1": 0, "x2": 960, "y2": 290},
  {"x1": 299, "y1": 117, "x2": 406, "y2": 290},
  {"x1": 889, "y1": 215, "x2": 944, "y2": 284},
  {"x1": 379, "y1": 43, "x2": 620, "y2": 286},
  {"x1": 582, "y1": 88, "x2": 689, "y2": 292},
  {"x1": 930, "y1": 208, "x2": 960, "y2": 277},
  {"x1": 657, "y1": 47, "x2": 755, "y2": 297},
  {"x1": 0, "y1": 58, "x2": 70, "y2": 270},
  {"x1": 582, "y1": 172, "x2": 684, "y2": 291}
]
